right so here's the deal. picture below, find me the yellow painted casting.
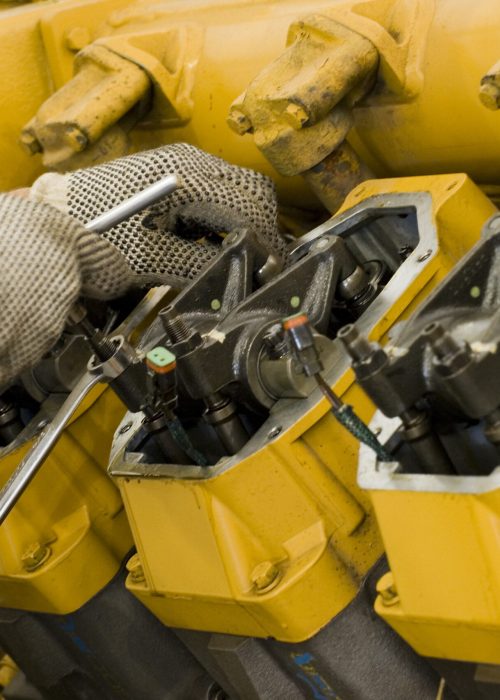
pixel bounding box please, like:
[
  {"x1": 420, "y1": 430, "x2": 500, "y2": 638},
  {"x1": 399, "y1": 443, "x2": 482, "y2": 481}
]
[
  {"x1": 0, "y1": 0, "x2": 499, "y2": 206},
  {"x1": 0, "y1": 385, "x2": 132, "y2": 614},
  {"x1": 115, "y1": 175, "x2": 495, "y2": 642},
  {"x1": 372, "y1": 479, "x2": 500, "y2": 665}
]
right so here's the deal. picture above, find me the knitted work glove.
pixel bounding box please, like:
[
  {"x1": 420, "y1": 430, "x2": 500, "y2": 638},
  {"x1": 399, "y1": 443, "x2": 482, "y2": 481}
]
[
  {"x1": 1, "y1": 144, "x2": 282, "y2": 386},
  {"x1": 31, "y1": 143, "x2": 284, "y2": 286},
  {"x1": 0, "y1": 195, "x2": 134, "y2": 387}
]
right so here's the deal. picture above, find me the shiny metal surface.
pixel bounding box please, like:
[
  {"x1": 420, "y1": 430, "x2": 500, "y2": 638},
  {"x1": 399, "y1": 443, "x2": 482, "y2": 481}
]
[
  {"x1": 0, "y1": 372, "x2": 101, "y2": 525},
  {"x1": 85, "y1": 175, "x2": 178, "y2": 233}
]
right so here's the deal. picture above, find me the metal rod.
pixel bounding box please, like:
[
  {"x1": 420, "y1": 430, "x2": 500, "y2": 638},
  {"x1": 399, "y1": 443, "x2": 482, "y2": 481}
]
[
  {"x1": 0, "y1": 181, "x2": 178, "y2": 525},
  {"x1": 85, "y1": 174, "x2": 178, "y2": 233},
  {"x1": 0, "y1": 372, "x2": 101, "y2": 525}
]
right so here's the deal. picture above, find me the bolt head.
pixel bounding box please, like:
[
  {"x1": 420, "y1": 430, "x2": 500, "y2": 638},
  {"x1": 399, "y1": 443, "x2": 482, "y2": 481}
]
[
  {"x1": 227, "y1": 108, "x2": 252, "y2": 136},
  {"x1": 19, "y1": 131, "x2": 42, "y2": 155},
  {"x1": 284, "y1": 103, "x2": 309, "y2": 129},
  {"x1": 376, "y1": 571, "x2": 399, "y2": 606},
  {"x1": 64, "y1": 126, "x2": 88, "y2": 152},
  {"x1": 312, "y1": 237, "x2": 330, "y2": 251},
  {"x1": 251, "y1": 561, "x2": 281, "y2": 592},
  {"x1": 267, "y1": 425, "x2": 282, "y2": 440},
  {"x1": 65, "y1": 27, "x2": 91, "y2": 52},
  {"x1": 21, "y1": 542, "x2": 51, "y2": 572},
  {"x1": 479, "y1": 81, "x2": 500, "y2": 110},
  {"x1": 126, "y1": 553, "x2": 145, "y2": 583}
]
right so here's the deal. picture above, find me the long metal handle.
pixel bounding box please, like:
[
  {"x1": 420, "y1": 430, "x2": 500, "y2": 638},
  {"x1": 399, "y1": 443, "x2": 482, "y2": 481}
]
[
  {"x1": 0, "y1": 176, "x2": 179, "y2": 524},
  {"x1": 85, "y1": 174, "x2": 178, "y2": 233},
  {"x1": 0, "y1": 372, "x2": 101, "y2": 525}
]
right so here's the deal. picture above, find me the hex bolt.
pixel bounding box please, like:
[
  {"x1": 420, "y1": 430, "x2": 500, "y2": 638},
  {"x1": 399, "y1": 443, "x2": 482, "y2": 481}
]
[
  {"x1": 251, "y1": 561, "x2": 281, "y2": 592},
  {"x1": 64, "y1": 125, "x2": 88, "y2": 152},
  {"x1": 21, "y1": 542, "x2": 51, "y2": 572},
  {"x1": 126, "y1": 553, "x2": 145, "y2": 584},
  {"x1": 423, "y1": 322, "x2": 471, "y2": 375},
  {"x1": 284, "y1": 103, "x2": 309, "y2": 129},
  {"x1": 263, "y1": 325, "x2": 288, "y2": 359},
  {"x1": 227, "y1": 107, "x2": 253, "y2": 135},
  {"x1": 423, "y1": 322, "x2": 460, "y2": 359},
  {"x1": 65, "y1": 26, "x2": 91, "y2": 52},
  {"x1": 19, "y1": 131, "x2": 42, "y2": 155},
  {"x1": 376, "y1": 572, "x2": 399, "y2": 607},
  {"x1": 337, "y1": 324, "x2": 374, "y2": 362},
  {"x1": 479, "y1": 79, "x2": 500, "y2": 110},
  {"x1": 398, "y1": 245, "x2": 413, "y2": 260}
]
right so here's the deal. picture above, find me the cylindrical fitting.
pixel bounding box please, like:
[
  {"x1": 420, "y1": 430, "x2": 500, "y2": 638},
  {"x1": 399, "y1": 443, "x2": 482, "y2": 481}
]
[
  {"x1": 0, "y1": 399, "x2": 23, "y2": 445},
  {"x1": 338, "y1": 324, "x2": 374, "y2": 363},
  {"x1": 282, "y1": 313, "x2": 323, "y2": 376},
  {"x1": 424, "y1": 322, "x2": 471, "y2": 375},
  {"x1": 88, "y1": 336, "x2": 148, "y2": 413},
  {"x1": 204, "y1": 394, "x2": 248, "y2": 455},
  {"x1": 401, "y1": 408, "x2": 455, "y2": 475},
  {"x1": 144, "y1": 410, "x2": 190, "y2": 465},
  {"x1": 303, "y1": 141, "x2": 374, "y2": 213}
]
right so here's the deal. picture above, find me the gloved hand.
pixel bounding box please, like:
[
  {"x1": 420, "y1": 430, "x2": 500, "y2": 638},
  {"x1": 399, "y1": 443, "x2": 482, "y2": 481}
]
[
  {"x1": 32, "y1": 142, "x2": 284, "y2": 285},
  {"x1": 0, "y1": 144, "x2": 283, "y2": 387},
  {"x1": 0, "y1": 195, "x2": 135, "y2": 388}
]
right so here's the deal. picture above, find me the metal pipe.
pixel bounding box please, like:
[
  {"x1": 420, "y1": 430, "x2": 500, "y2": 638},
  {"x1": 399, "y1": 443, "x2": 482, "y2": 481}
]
[
  {"x1": 85, "y1": 175, "x2": 178, "y2": 233},
  {"x1": 204, "y1": 393, "x2": 249, "y2": 455},
  {"x1": 0, "y1": 372, "x2": 101, "y2": 525}
]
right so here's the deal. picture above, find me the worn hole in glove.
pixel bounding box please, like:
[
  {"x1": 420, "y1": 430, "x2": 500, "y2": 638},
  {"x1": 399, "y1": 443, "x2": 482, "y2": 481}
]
[{"x1": 67, "y1": 143, "x2": 285, "y2": 286}]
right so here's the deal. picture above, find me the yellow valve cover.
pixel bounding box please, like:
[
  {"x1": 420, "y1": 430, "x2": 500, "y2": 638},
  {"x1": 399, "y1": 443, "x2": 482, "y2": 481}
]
[{"x1": 371, "y1": 472, "x2": 500, "y2": 665}]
